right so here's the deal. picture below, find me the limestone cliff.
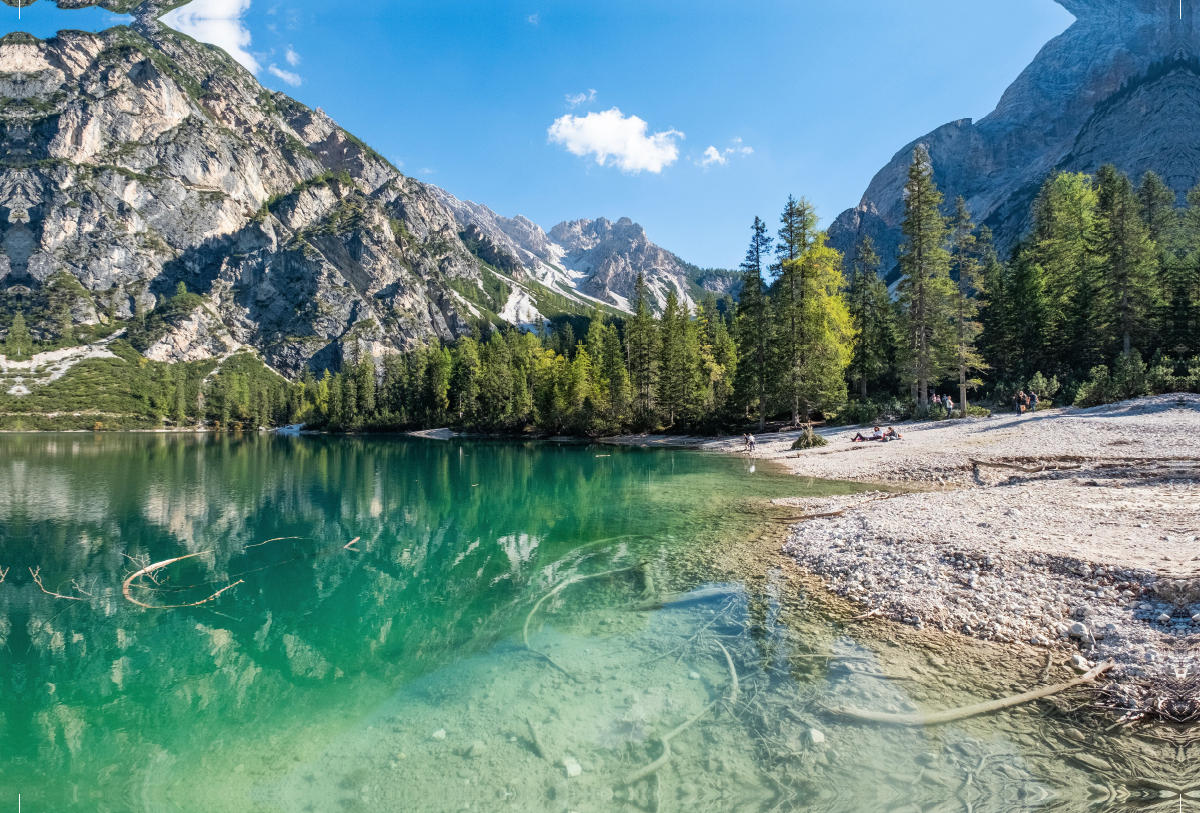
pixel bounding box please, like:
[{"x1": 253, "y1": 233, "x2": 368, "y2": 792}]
[
  {"x1": 828, "y1": 0, "x2": 1200, "y2": 279},
  {"x1": 0, "y1": 0, "x2": 499, "y2": 376}
]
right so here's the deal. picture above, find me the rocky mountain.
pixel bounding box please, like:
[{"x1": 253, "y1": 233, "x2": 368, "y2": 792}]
[
  {"x1": 432, "y1": 188, "x2": 739, "y2": 317},
  {"x1": 828, "y1": 0, "x2": 1200, "y2": 280},
  {"x1": 0, "y1": 0, "x2": 733, "y2": 387}
]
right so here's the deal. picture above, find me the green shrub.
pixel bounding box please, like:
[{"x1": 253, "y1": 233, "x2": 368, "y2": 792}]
[
  {"x1": 791, "y1": 424, "x2": 828, "y2": 450},
  {"x1": 965, "y1": 405, "x2": 991, "y2": 417},
  {"x1": 928, "y1": 403, "x2": 948, "y2": 421},
  {"x1": 1026, "y1": 372, "x2": 1060, "y2": 400}
]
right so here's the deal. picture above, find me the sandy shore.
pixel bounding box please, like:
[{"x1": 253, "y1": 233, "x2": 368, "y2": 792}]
[{"x1": 614, "y1": 395, "x2": 1200, "y2": 688}]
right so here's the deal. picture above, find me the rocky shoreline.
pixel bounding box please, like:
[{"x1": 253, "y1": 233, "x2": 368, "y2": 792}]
[{"x1": 623, "y1": 395, "x2": 1200, "y2": 713}]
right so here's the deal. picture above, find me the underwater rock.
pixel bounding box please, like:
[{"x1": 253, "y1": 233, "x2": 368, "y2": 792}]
[{"x1": 431, "y1": 729, "x2": 446, "y2": 740}]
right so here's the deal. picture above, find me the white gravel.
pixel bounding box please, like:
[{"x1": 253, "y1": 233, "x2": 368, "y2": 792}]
[
  {"x1": 608, "y1": 394, "x2": 1196, "y2": 687},
  {"x1": 758, "y1": 394, "x2": 1200, "y2": 683}
]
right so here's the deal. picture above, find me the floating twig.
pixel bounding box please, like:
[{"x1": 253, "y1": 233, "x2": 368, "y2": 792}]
[
  {"x1": 343, "y1": 536, "x2": 361, "y2": 550},
  {"x1": 30, "y1": 567, "x2": 85, "y2": 601},
  {"x1": 828, "y1": 660, "x2": 1114, "y2": 726},
  {"x1": 122, "y1": 553, "x2": 244, "y2": 610}
]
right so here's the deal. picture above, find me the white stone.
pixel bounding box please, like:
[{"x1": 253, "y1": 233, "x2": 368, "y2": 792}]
[
  {"x1": 431, "y1": 729, "x2": 446, "y2": 740},
  {"x1": 808, "y1": 728, "x2": 825, "y2": 745}
]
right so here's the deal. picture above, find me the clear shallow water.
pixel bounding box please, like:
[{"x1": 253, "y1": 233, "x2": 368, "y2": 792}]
[{"x1": 0, "y1": 434, "x2": 1192, "y2": 812}]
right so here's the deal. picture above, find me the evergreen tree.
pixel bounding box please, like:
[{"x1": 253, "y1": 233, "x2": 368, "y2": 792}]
[
  {"x1": 773, "y1": 195, "x2": 818, "y2": 271},
  {"x1": 1027, "y1": 172, "x2": 1097, "y2": 375},
  {"x1": 845, "y1": 236, "x2": 895, "y2": 399},
  {"x1": 356, "y1": 355, "x2": 376, "y2": 416},
  {"x1": 977, "y1": 229, "x2": 1018, "y2": 385},
  {"x1": 601, "y1": 322, "x2": 630, "y2": 421},
  {"x1": 657, "y1": 291, "x2": 687, "y2": 425},
  {"x1": 478, "y1": 331, "x2": 514, "y2": 428},
  {"x1": 4, "y1": 312, "x2": 30, "y2": 360},
  {"x1": 450, "y1": 337, "x2": 481, "y2": 423},
  {"x1": 626, "y1": 272, "x2": 659, "y2": 417},
  {"x1": 1094, "y1": 164, "x2": 1158, "y2": 355},
  {"x1": 948, "y1": 197, "x2": 986, "y2": 411},
  {"x1": 174, "y1": 366, "x2": 188, "y2": 426},
  {"x1": 896, "y1": 145, "x2": 954, "y2": 407},
  {"x1": 1173, "y1": 185, "x2": 1200, "y2": 358},
  {"x1": 735, "y1": 216, "x2": 773, "y2": 429}
]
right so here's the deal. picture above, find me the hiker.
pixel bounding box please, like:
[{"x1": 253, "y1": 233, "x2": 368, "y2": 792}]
[
  {"x1": 932, "y1": 394, "x2": 941, "y2": 406},
  {"x1": 945, "y1": 394, "x2": 954, "y2": 412},
  {"x1": 741, "y1": 433, "x2": 749, "y2": 452},
  {"x1": 1015, "y1": 390, "x2": 1026, "y2": 415},
  {"x1": 1029, "y1": 391, "x2": 1039, "y2": 411}
]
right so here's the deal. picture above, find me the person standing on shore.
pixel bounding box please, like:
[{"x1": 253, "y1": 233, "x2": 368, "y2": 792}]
[
  {"x1": 1030, "y1": 391, "x2": 1039, "y2": 411},
  {"x1": 747, "y1": 434, "x2": 756, "y2": 455}
]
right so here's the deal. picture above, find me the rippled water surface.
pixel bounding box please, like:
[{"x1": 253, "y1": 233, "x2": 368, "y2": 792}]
[{"x1": 0, "y1": 434, "x2": 1194, "y2": 812}]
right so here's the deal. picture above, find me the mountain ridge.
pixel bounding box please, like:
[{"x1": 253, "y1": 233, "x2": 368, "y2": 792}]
[{"x1": 828, "y1": 0, "x2": 1200, "y2": 278}]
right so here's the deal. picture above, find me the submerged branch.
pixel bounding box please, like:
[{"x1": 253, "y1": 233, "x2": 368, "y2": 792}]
[
  {"x1": 122, "y1": 552, "x2": 244, "y2": 610},
  {"x1": 828, "y1": 660, "x2": 1114, "y2": 726}
]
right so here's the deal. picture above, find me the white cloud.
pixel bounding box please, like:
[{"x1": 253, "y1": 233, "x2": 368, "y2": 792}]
[
  {"x1": 420, "y1": 168, "x2": 436, "y2": 175},
  {"x1": 548, "y1": 108, "x2": 683, "y2": 174},
  {"x1": 565, "y1": 89, "x2": 597, "y2": 108},
  {"x1": 162, "y1": 0, "x2": 259, "y2": 73},
  {"x1": 700, "y1": 146, "x2": 726, "y2": 167},
  {"x1": 697, "y1": 137, "x2": 754, "y2": 168},
  {"x1": 268, "y1": 64, "x2": 302, "y2": 86},
  {"x1": 527, "y1": 13, "x2": 539, "y2": 25},
  {"x1": 285, "y1": 45, "x2": 301, "y2": 67}
]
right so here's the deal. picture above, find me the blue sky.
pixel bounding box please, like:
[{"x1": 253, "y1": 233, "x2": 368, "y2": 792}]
[{"x1": 6, "y1": 0, "x2": 1074, "y2": 268}]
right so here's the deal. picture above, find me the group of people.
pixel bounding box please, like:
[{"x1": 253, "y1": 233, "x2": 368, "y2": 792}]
[
  {"x1": 1013, "y1": 390, "x2": 1039, "y2": 414},
  {"x1": 741, "y1": 433, "x2": 756, "y2": 454},
  {"x1": 851, "y1": 425, "x2": 903, "y2": 443},
  {"x1": 930, "y1": 392, "x2": 955, "y2": 411}
]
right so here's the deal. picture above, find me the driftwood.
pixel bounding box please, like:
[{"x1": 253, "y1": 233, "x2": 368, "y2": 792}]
[
  {"x1": 770, "y1": 510, "x2": 847, "y2": 523},
  {"x1": 526, "y1": 717, "x2": 553, "y2": 763},
  {"x1": 828, "y1": 659, "x2": 1114, "y2": 726},
  {"x1": 624, "y1": 641, "x2": 739, "y2": 786},
  {"x1": 522, "y1": 566, "x2": 636, "y2": 679},
  {"x1": 122, "y1": 552, "x2": 244, "y2": 610},
  {"x1": 970, "y1": 458, "x2": 1083, "y2": 474}
]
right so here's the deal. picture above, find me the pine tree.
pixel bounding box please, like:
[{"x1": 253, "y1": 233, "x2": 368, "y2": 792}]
[
  {"x1": 1026, "y1": 172, "x2": 1097, "y2": 375},
  {"x1": 845, "y1": 236, "x2": 895, "y2": 399},
  {"x1": 601, "y1": 322, "x2": 630, "y2": 421},
  {"x1": 174, "y1": 366, "x2": 188, "y2": 427},
  {"x1": 451, "y1": 337, "x2": 481, "y2": 423},
  {"x1": 773, "y1": 195, "x2": 818, "y2": 271},
  {"x1": 977, "y1": 229, "x2": 1018, "y2": 385},
  {"x1": 735, "y1": 216, "x2": 773, "y2": 429},
  {"x1": 896, "y1": 146, "x2": 955, "y2": 408},
  {"x1": 4, "y1": 312, "x2": 30, "y2": 360},
  {"x1": 356, "y1": 355, "x2": 376, "y2": 416},
  {"x1": 948, "y1": 197, "x2": 986, "y2": 411},
  {"x1": 657, "y1": 291, "x2": 687, "y2": 425},
  {"x1": 1094, "y1": 164, "x2": 1158, "y2": 356},
  {"x1": 1174, "y1": 186, "x2": 1200, "y2": 358},
  {"x1": 626, "y1": 272, "x2": 659, "y2": 417},
  {"x1": 478, "y1": 331, "x2": 514, "y2": 428}
]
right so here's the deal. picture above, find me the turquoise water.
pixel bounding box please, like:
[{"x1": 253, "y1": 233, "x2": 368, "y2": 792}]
[{"x1": 0, "y1": 434, "x2": 1184, "y2": 811}]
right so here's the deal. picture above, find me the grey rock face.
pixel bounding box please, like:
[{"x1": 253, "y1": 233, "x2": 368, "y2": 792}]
[
  {"x1": 432, "y1": 187, "x2": 713, "y2": 314},
  {"x1": 0, "y1": 4, "x2": 489, "y2": 376},
  {"x1": 828, "y1": 0, "x2": 1200, "y2": 278}
]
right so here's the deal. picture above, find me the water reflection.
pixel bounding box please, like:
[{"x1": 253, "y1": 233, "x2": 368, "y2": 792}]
[{"x1": 0, "y1": 434, "x2": 1195, "y2": 811}]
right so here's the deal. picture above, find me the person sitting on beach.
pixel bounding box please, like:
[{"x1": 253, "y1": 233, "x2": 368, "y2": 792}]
[
  {"x1": 852, "y1": 426, "x2": 884, "y2": 442},
  {"x1": 885, "y1": 427, "x2": 902, "y2": 440}
]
